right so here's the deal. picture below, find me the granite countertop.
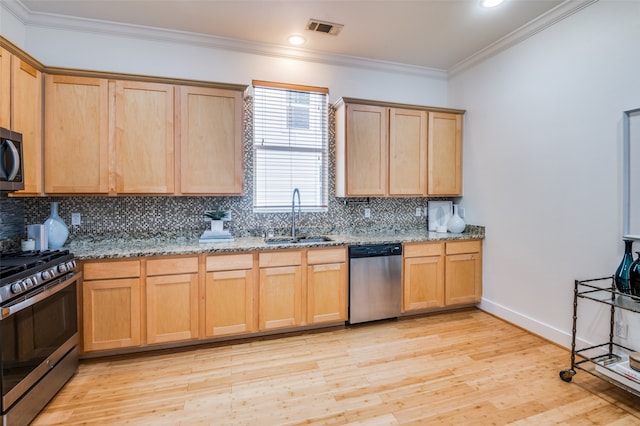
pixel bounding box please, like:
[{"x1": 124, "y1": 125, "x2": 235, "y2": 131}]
[{"x1": 68, "y1": 226, "x2": 485, "y2": 260}]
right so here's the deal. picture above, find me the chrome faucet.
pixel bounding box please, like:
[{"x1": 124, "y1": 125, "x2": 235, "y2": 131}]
[{"x1": 291, "y1": 188, "x2": 301, "y2": 240}]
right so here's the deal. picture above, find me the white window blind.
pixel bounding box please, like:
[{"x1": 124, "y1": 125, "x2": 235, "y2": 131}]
[{"x1": 253, "y1": 82, "x2": 328, "y2": 212}]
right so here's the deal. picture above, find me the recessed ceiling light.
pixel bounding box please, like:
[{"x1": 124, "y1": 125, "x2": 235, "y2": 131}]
[
  {"x1": 480, "y1": 0, "x2": 505, "y2": 7},
  {"x1": 288, "y1": 35, "x2": 306, "y2": 46}
]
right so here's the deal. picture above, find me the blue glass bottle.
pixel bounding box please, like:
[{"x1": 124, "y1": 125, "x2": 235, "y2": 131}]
[
  {"x1": 630, "y1": 251, "x2": 640, "y2": 298},
  {"x1": 615, "y1": 239, "x2": 634, "y2": 294}
]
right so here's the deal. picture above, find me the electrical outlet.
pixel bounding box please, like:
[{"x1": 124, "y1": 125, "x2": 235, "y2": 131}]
[
  {"x1": 71, "y1": 213, "x2": 81, "y2": 225},
  {"x1": 364, "y1": 208, "x2": 371, "y2": 219},
  {"x1": 458, "y1": 207, "x2": 465, "y2": 218},
  {"x1": 615, "y1": 321, "x2": 628, "y2": 339},
  {"x1": 415, "y1": 207, "x2": 421, "y2": 217}
]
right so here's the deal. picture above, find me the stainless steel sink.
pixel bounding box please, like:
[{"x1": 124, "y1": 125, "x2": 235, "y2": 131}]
[{"x1": 264, "y1": 236, "x2": 332, "y2": 244}]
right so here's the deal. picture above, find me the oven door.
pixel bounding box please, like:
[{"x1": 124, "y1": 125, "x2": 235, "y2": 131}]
[{"x1": 1, "y1": 273, "x2": 78, "y2": 411}]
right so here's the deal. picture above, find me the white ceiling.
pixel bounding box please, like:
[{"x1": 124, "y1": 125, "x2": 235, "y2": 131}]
[{"x1": 18, "y1": 0, "x2": 581, "y2": 71}]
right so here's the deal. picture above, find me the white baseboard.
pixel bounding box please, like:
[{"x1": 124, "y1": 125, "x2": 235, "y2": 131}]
[{"x1": 478, "y1": 297, "x2": 594, "y2": 351}]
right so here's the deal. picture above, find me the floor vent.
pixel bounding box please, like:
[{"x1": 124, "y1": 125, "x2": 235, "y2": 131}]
[{"x1": 307, "y1": 19, "x2": 344, "y2": 36}]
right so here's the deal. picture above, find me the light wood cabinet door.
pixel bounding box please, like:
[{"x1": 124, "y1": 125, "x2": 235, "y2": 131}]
[
  {"x1": 307, "y1": 262, "x2": 347, "y2": 324},
  {"x1": 403, "y1": 256, "x2": 444, "y2": 311},
  {"x1": 44, "y1": 75, "x2": 109, "y2": 194},
  {"x1": 146, "y1": 273, "x2": 199, "y2": 344},
  {"x1": 428, "y1": 112, "x2": 462, "y2": 196},
  {"x1": 82, "y1": 278, "x2": 141, "y2": 352},
  {"x1": 445, "y1": 241, "x2": 482, "y2": 306},
  {"x1": 178, "y1": 86, "x2": 243, "y2": 195},
  {"x1": 10, "y1": 57, "x2": 42, "y2": 195},
  {"x1": 204, "y1": 269, "x2": 255, "y2": 337},
  {"x1": 114, "y1": 80, "x2": 174, "y2": 194},
  {"x1": 389, "y1": 108, "x2": 427, "y2": 196},
  {"x1": 0, "y1": 48, "x2": 10, "y2": 129},
  {"x1": 340, "y1": 103, "x2": 388, "y2": 196},
  {"x1": 259, "y1": 265, "x2": 302, "y2": 331}
]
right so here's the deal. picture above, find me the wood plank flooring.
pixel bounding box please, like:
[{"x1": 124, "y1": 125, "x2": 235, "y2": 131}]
[{"x1": 33, "y1": 309, "x2": 640, "y2": 425}]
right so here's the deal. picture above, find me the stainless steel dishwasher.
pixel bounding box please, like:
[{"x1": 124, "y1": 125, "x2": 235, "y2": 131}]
[{"x1": 348, "y1": 243, "x2": 403, "y2": 324}]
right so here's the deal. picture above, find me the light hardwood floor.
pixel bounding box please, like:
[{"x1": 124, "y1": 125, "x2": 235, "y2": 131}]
[{"x1": 34, "y1": 309, "x2": 640, "y2": 425}]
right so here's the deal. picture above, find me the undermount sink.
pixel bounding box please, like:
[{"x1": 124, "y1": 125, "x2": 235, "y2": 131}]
[{"x1": 264, "y1": 236, "x2": 332, "y2": 244}]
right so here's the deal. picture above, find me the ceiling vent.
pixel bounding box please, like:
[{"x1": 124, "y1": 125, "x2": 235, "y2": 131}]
[{"x1": 306, "y1": 19, "x2": 344, "y2": 36}]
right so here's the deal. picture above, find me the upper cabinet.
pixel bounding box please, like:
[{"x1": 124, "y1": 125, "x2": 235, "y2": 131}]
[
  {"x1": 44, "y1": 75, "x2": 109, "y2": 194},
  {"x1": 42, "y1": 71, "x2": 245, "y2": 195},
  {"x1": 2, "y1": 47, "x2": 43, "y2": 195},
  {"x1": 335, "y1": 103, "x2": 388, "y2": 196},
  {"x1": 177, "y1": 86, "x2": 244, "y2": 195},
  {"x1": 114, "y1": 80, "x2": 175, "y2": 194},
  {"x1": 428, "y1": 112, "x2": 463, "y2": 196},
  {"x1": 334, "y1": 98, "x2": 464, "y2": 197}
]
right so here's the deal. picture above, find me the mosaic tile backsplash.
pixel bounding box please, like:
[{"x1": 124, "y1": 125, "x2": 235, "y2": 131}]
[{"x1": 1, "y1": 99, "x2": 457, "y2": 249}]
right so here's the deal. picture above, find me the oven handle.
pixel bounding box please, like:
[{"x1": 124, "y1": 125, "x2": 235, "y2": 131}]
[
  {"x1": 1, "y1": 272, "x2": 81, "y2": 319},
  {"x1": 1, "y1": 139, "x2": 20, "y2": 180}
]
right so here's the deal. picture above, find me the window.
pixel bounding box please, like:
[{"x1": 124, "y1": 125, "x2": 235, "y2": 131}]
[{"x1": 252, "y1": 81, "x2": 328, "y2": 212}]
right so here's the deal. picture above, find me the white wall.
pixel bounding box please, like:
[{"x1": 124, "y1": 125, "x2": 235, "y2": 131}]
[
  {"x1": 449, "y1": 0, "x2": 640, "y2": 349},
  {"x1": 15, "y1": 18, "x2": 448, "y2": 107}
]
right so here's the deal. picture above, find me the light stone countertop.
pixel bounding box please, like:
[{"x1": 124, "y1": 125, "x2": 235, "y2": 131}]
[{"x1": 68, "y1": 226, "x2": 485, "y2": 260}]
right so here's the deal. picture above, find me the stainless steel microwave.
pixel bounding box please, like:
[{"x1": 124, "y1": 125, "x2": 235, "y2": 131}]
[{"x1": 0, "y1": 127, "x2": 24, "y2": 193}]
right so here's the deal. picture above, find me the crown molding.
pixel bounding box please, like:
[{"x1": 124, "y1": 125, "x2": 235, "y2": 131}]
[
  {"x1": 4, "y1": 0, "x2": 447, "y2": 80},
  {"x1": 448, "y1": 0, "x2": 599, "y2": 77}
]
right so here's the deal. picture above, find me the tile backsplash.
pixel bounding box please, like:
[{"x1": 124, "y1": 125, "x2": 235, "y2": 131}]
[{"x1": 1, "y1": 98, "x2": 453, "y2": 250}]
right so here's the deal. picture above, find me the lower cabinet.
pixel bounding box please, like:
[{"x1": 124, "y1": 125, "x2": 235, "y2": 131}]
[
  {"x1": 146, "y1": 256, "x2": 199, "y2": 344},
  {"x1": 258, "y1": 251, "x2": 303, "y2": 331},
  {"x1": 445, "y1": 240, "x2": 482, "y2": 306},
  {"x1": 402, "y1": 242, "x2": 445, "y2": 311},
  {"x1": 204, "y1": 253, "x2": 255, "y2": 337},
  {"x1": 82, "y1": 259, "x2": 142, "y2": 352},
  {"x1": 402, "y1": 239, "x2": 482, "y2": 313},
  {"x1": 307, "y1": 247, "x2": 348, "y2": 324}
]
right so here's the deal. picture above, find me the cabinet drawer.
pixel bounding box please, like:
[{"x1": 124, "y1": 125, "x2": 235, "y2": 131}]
[
  {"x1": 445, "y1": 240, "x2": 482, "y2": 255},
  {"x1": 83, "y1": 259, "x2": 141, "y2": 280},
  {"x1": 307, "y1": 247, "x2": 347, "y2": 265},
  {"x1": 206, "y1": 253, "x2": 253, "y2": 271},
  {"x1": 259, "y1": 251, "x2": 302, "y2": 268},
  {"x1": 403, "y1": 242, "x2": 443, "y2": 258},
  {"x1": 147, "y1": 256, "x2": 198, "y2": 276}
]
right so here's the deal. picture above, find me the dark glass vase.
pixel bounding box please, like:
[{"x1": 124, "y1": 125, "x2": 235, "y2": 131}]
[
  {"x1": 630, "y1": 251, "x2": 640, "y2": 298},
  {"x1": 615, "y1": 239, "x2": 635, "y2": 294}
]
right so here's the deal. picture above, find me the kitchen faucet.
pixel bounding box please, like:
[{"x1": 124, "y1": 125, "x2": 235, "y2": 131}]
[{"x1": 291, "y1": 188, "x2": 301, "y2": 240}]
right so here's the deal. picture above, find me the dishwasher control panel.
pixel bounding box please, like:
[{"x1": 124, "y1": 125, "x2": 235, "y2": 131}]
[{"x1": 348, "y1": 244, "x2": 402, "y2": 258}]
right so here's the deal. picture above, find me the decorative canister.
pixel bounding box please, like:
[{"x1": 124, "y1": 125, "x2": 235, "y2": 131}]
[
  {"x1": 615, "y1": 239, "x2": 635, "y2": 294},
  {"x1": 447, "y1": 204, "x2": 466, "y2": 234},
  {"x1": 44, "y1": 201, "x2": 69, "y2": 249}
]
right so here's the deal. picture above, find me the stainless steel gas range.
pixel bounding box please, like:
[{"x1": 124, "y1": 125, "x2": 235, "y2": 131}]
[{"x1": 0, "y1": 249, "x2": 80, "y2": 426}]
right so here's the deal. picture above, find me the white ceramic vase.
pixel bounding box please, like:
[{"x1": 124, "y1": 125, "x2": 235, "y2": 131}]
[
  {"x1": 210, "y1": 220, "x2": 224, "y2": 232},
  {"x1": 447, "y1": 204, "x2": 466, "y2": 234},
  {"x1": 45, "y1": 201, "x2": 69, "y2": 249}
]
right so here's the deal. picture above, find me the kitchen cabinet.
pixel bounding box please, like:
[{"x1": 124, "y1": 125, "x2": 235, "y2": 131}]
[
  {"x1": 445, "y1": 240, "x2": 482, "y2": 306},
  {"x1": 204, "y1": 253, "x2": 255, "y2": 337},
  {"x1": 307, "y1": 247, "x2": 347, "y2": 324},
  {"x1": 45, "y1": 78, "x2": 174, "y2": 194},
  {"x1": 177, "y1": 86, "x2": 243, "y2": 195},
  {"x1": 335, "y1": 102, "x2": 387, "y2": 196},
  {"x1": 258, "y1": 251, "x2": 303, "y2": 331},
  {"x1": 389, "y1": 108, "x2": 427, "y2": 196},
  {"x1": 81, "y1": 259, "x2": 142, "y2": 352},
  {"x1": 428, "y1": 112, "x2": 463, "y2": 196},
  {"x1": 146, "y1": 256, "x2": 199, "y2": 344},
  {"x1": 1, "y1": 48, "x2": 43, "y2": 195},
  {"x1": 114, "y1": 80, "x2": 175, "y2": 194},
  {"x1": 44, "y1": 75, "x2": 109, "y2": 194},
  {"x1": 335, "y1": 98, "x2": 464, "y2": 197},
  {"x1": 402, "y1": 242, "x2": 445, "y2": 312},
  {"x1": 0, "y1": 48, "x2": 9, "y2": 129}
]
